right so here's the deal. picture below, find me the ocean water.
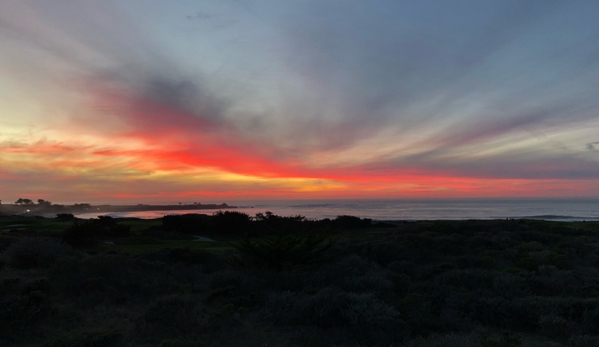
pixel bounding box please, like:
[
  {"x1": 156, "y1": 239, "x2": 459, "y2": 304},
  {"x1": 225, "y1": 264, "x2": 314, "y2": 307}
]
[{"x1": 75, "y1": 198, "x2": 599, "y2": 221}]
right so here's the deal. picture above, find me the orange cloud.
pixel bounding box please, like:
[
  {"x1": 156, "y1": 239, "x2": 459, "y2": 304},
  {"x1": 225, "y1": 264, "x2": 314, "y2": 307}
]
[{"x1": 1, "y1": 78, "x2": 598, "y2": 203}]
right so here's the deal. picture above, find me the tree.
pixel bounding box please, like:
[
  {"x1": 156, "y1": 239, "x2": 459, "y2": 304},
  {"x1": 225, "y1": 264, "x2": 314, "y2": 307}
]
[
  {"x1": 73, "y1": 203, "x2": 91, "y2": 210},
  {"x1": 212, "y1": 211, "x2": 253, "y2": 236},
  {"x1": 38, "y1": 199, "x2": 52, "y2": 206},
  {"x1": 15, "y1": 198, "x2": 24, "y2": 205}
]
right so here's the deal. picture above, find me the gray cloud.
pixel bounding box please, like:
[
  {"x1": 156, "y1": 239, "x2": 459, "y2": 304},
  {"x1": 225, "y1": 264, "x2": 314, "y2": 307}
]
[
  {"x1": 0, "y1": 2, "x2": 235, "y2": 131},
  {"x1": 271, "y1": 0, "x2": 599, "y2": 154},
  {"x1": 379, "y1": 153, "x2": 599, "y2": 180},
  {"x1": 280, "y1": 1, "x2": 553, "y2": 114},
  {"x1": 587, "y1": 142, "x2": 599, "y2": 151}
]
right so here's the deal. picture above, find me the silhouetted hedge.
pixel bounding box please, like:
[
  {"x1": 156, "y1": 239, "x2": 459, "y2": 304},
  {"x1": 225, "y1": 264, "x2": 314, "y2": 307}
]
[
  {"x1": 211, "y1": 211, "x2": 253, "y2": 236},
  {"x1": 333, "y1": 215, "x2": 373, "y2": 228},
  {"x1": 162, "y1": 214, "x2": 211, "y2": 235}
]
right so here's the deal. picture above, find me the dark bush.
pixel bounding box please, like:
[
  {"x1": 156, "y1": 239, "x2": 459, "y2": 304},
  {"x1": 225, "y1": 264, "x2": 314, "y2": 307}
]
[
  {"x1": 1, "y1": 238, "x2": 71, "y2": 269},
  {"x1": 139, "y1": 247, "x2": 221, "y2": 267},
  {"x1": 477, "y1": 329, "x2": 522, "y2": 347},
  {"x1": 333, "y1": 215, "x2": 372, "y2": 229},
  {"x1": 140, "y1": 229, "x2": 194, "y2": 241},
  {"x1": 157, "y1": 339, "x2": 206, "y2": 347},
  {"x1": 62, "y1": 221, "x2": 97, "y2": 247},
  {"x1": 62, "y1": 219, "x2": 130, "y2": 247},
  {"x1": 92, "y1": 216, "x2": 130, "y2": 237},
  {"x1": 394, "y1": 292, "x2": 447, "y2": 336},
  {"x1": 332, "y1": 255, "x2": 394, "y2": 294},
  {"x1": 539, "y1": 314, "x2": 573, "y2": 339},
  {"x1": 100, "y1": 223, "x2": 130, "y2": 238},
  {"x1": 265, "y1": 287, "x2": 406, "y2": 344},
  {"x1": 436, "y1": 269, "x2": 496, "y2": 292},
  {"x1": 137, "y1": 296, "x2": 201, "y2": 342},
  {"x1": 55, "y1": 213, "x2": 76, "y2": 220},
  {"x1": 205, "y1": 269, "x2": 257, "y2": 307},
  {"x1": 162, "y1": 214, "x2": 211, "y2": 235},
  {"x1": 230, "y1": 232, "x2": 333, "y2": 271},
  {"x1": 1, "y1": 292, "x2": 49, "y2": 340},
  {"x1": 568, "y1": 335, "x2": 599, "y2": 347},
  {"x1": 51, "y1": 253, "x2": 176, "y2": 305},
  {"x1": 467, "y1": 297, "x2": 562, "y2": 331},
  {"x1": 43, "y1": 329, "x2": 122, "y2": 347},
  {"x1": 212, "y1": 211, "x2": 253, "y2": 235},
  {"x1": 254, "y1": 211, "x2": 308, "y2": 234}
]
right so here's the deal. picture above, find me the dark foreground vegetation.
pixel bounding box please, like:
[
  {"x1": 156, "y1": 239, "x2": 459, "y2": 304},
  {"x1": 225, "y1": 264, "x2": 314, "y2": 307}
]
[{"x1": 1, "y1": 211, "x2": 599, "y2": 347}]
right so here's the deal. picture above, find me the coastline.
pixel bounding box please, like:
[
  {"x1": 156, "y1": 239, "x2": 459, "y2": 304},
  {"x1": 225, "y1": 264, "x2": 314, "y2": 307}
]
[
  {"x1": 0, "y1": 203, "x2": 236, "y2": 217},
  {"x1": 1, "y1": 198, "x2": 597, "y2": 221}
]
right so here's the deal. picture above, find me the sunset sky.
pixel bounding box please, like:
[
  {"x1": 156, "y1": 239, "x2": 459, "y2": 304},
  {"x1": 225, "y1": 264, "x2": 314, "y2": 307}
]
[{"x1": 1, "y1": 0, "x2": 598, "y2": 203}]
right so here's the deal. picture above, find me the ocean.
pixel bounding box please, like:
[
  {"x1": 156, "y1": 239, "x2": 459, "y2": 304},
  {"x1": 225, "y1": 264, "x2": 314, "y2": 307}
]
[{"x1": 75, "y1": 198, "x2": 599, "y2": 221}]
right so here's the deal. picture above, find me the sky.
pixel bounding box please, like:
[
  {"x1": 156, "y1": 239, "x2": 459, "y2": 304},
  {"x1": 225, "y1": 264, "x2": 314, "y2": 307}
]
[{"x1": 1, "y1": 0, "x2": 598, "y2": 204}]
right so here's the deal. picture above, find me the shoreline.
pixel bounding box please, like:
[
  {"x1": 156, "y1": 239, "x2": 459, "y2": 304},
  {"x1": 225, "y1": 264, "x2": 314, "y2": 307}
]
[
  {"x1": 0, "y1": 203, "x2": 236, "y2": 217},
  {"x1": 1, "y1": 198, "x2": 598, "y2": 222}
]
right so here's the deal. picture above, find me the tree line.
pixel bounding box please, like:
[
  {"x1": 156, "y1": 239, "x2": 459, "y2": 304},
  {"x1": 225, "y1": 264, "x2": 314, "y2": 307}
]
[{"x1": 13, "y1": 198, "x2": 52, "y2": 206}]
